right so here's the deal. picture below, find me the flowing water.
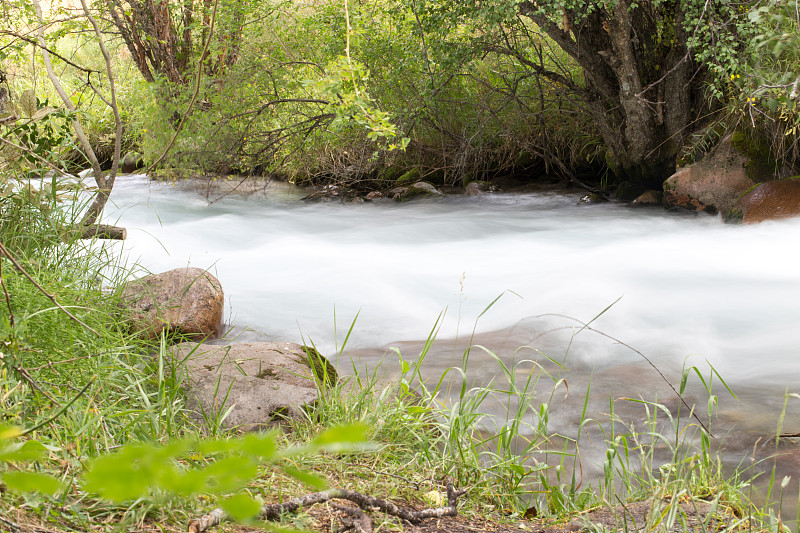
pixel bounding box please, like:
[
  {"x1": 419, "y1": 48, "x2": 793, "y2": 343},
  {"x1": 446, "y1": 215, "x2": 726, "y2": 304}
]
[{"x1": 104, "y1": 174, "x2": 800, "y2": 511}]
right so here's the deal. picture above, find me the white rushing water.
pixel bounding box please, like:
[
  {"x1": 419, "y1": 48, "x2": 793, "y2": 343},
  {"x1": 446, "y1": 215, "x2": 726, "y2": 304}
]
[{"x1": 103, "y1": 174, "x2": 800, "y2": 388}]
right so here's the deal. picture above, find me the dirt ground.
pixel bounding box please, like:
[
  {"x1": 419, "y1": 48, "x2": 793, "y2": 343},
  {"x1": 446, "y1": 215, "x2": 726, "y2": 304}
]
[{"x1": 0, "y1": 496, "x2": 733, "y2": 533}]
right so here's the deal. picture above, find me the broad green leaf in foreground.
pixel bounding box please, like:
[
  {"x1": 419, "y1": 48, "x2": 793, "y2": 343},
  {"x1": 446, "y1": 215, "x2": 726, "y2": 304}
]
[
  {"x1": 220, "y1": 492, "x2": 262, "y2": 521},
  {"x1": 2, "y1": 471, "x2": 62, "y2": 495},
  {"x1": 0, "y1": 440, "x2": 49, "y2": 462}
]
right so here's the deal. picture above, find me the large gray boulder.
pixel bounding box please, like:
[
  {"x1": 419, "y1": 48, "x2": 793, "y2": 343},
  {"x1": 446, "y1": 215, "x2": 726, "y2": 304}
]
[
  {"x1": 171, "y1": 342, "x2": 337, "y2": 430},
  {"x1": 663, "y1": 135, "x2": 760, "y2": 215},
  {"x1": 121, "y1": 267, "x2": 223, "y2": 341}
]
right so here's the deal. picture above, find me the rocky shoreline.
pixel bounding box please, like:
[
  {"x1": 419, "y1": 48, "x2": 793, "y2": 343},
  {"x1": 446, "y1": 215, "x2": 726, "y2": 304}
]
[{"x1": 141, "y1": 132, "x2": 800, "y2": 225}]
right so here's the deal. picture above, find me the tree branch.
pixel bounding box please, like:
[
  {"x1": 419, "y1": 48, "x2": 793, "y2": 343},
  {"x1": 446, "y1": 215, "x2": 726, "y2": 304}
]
[
  {"x1": 188, "y1": 480, "x2": 466, "y2": 533},
  {"x1": 0, "y1": 30, "x2": 100, "y2": 74},
  {"x1": 76, "y1": 0, "x2": 122, "y2": 227},
  {"x1": 31, "y1": 0, "x2": 109, "y2": 227}
]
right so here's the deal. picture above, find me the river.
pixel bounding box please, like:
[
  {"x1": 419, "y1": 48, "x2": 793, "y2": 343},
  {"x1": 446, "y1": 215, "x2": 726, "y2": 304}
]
[{"x1": 103, "y1": 174, "x2": 800, "y2": 513}]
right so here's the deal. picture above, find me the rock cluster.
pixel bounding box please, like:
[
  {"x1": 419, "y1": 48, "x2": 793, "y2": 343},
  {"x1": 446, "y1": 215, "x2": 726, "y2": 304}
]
[
  {"x1": 121, "y1": 267, "x2": 336, "y2": 430},
  {"x1": 660, "y1": 133, "x2": 800, "y2": 223}
]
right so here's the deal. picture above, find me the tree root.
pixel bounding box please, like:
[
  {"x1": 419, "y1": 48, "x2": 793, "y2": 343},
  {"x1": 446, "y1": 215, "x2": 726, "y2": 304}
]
[{"x1": 188, "y1": 480, "x2": 466, "y2": 533}]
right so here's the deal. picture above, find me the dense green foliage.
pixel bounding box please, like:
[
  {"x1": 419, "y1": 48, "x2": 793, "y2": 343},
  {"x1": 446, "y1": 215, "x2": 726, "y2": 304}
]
[{"x1": 4, "y1": 0, "x2": 800, "y2": 191}]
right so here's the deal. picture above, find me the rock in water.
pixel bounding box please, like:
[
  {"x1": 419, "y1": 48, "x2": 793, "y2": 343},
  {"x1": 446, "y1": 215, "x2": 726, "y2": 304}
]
[
  {"x1": 399, "y1": 181, "x2": 444, "y2": 201},
  {"x1": 734, "y1": 179, "x2": 800, "y2": 223},
  {"x1": 663, "y1": 135, "x2": 758, "y2": 215},
  {"x1": 632, "y1": 190, "x2": 663, "y2": 206},
  {"x1": 464, "y1": 181, "x2": 497, "y2": 196},
  {"x1": 170, "y1": 342, "x2": 337, "y2": 430},
  {"x1": 121, "y1": 267, "x2": 223, "y2": 341}
]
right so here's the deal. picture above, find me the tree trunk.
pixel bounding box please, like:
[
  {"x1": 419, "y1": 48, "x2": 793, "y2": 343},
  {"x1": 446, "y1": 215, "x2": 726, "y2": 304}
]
[
  {"x1": 104, "y1": 0, "x2": 247, "y2": 85},
  {"x1": 517, "y1": 0, "x2": 708, "y2": 193}
]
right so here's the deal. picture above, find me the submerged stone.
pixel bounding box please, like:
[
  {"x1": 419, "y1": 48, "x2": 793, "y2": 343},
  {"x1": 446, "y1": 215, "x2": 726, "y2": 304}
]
[
  {"x1": 464, "y1": 181, "x2": 497, "y2": 196},
  {"x1": 398, "y1": 181, "x2": 444, "y2": 201},
  {"x1": 632, "y1": 190, "x2": 663, "y2": 206}
]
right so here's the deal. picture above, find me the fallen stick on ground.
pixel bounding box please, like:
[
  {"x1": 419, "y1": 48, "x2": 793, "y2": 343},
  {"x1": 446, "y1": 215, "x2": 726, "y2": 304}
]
[{"x1": 187, "y1": 480, "x2": 466, "y2": 533}]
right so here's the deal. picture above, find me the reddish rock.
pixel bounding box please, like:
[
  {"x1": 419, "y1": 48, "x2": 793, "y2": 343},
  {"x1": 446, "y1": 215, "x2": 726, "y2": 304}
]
[
  {"x1": 735, "y1": 179, "x2": 800, "y2": 223},
  {"x1": 663, "y1": 136, "x2": 757, "y2": 215},
  {"x1": 122, "y1": 267, "x2": 223, "y2": 341}
]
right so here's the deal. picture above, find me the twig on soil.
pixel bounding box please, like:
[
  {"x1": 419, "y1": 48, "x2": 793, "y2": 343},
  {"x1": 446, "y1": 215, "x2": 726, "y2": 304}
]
[
  {"x1": 0, "y1": 514, "x2": 20, "y2": 533},
  {"x1": 188, "y1": 480, "x2": 466, "y2": 533}
]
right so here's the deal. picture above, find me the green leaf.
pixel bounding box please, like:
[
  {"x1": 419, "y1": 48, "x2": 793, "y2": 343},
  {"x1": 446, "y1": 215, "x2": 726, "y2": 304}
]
[
  {"x1": 198, "y1": 438, "x2": 239, "y2": 455},
  {"x1": 310, "y1": 423, "x2": 369, "y2": 451},
  {"x1": 239, "y1": 433, "x2": 277, "y2": 460},
  {"x1": 19, "y1": 89, "x2": 36, "y2": 118},
  {"x1": 203, "y1": 456, "x2": 258, "y2": 494},
  {"x1": 0, "y1": 440, "x2": 49, "y2": 462},
  {"x1": 2, "y1": 471, "x2": 62, "y2": 495},
  {"x1": 220, "y1": 492, "x2": 262, "y2": 521},
  {"x1": 283, "y1": 466, "x2": 327, "y2": 491},
  {"x1": 0, "y1": 425, "x2": 23, "y2": 442},
  {"x1": 82, "y1": 454, "x2": 153, "y2": 501},
  {"x1": 82, "y1": 442, "x2": 179, "y2": 501},
  {"x1": 158, "y1": 468, "x2": 208, "y2": 496}
]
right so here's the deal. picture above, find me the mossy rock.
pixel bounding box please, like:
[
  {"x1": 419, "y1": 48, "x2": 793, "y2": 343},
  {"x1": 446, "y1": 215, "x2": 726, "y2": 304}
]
[
  {"x1": 724, "y1": 207, "x2": 743, "y2": 224},
  {"x1": 399, "y1": 181, "x2": 444, "y2": 201},
  {"x1": 730, "y1": 131, "x2": 776, "y2": 182}
]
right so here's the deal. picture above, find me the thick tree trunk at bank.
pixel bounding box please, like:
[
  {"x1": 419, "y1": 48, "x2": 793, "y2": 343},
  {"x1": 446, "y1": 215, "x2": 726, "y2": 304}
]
[{"x1": 517, "y1": 0, "x2": 707, "y2": 193}]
